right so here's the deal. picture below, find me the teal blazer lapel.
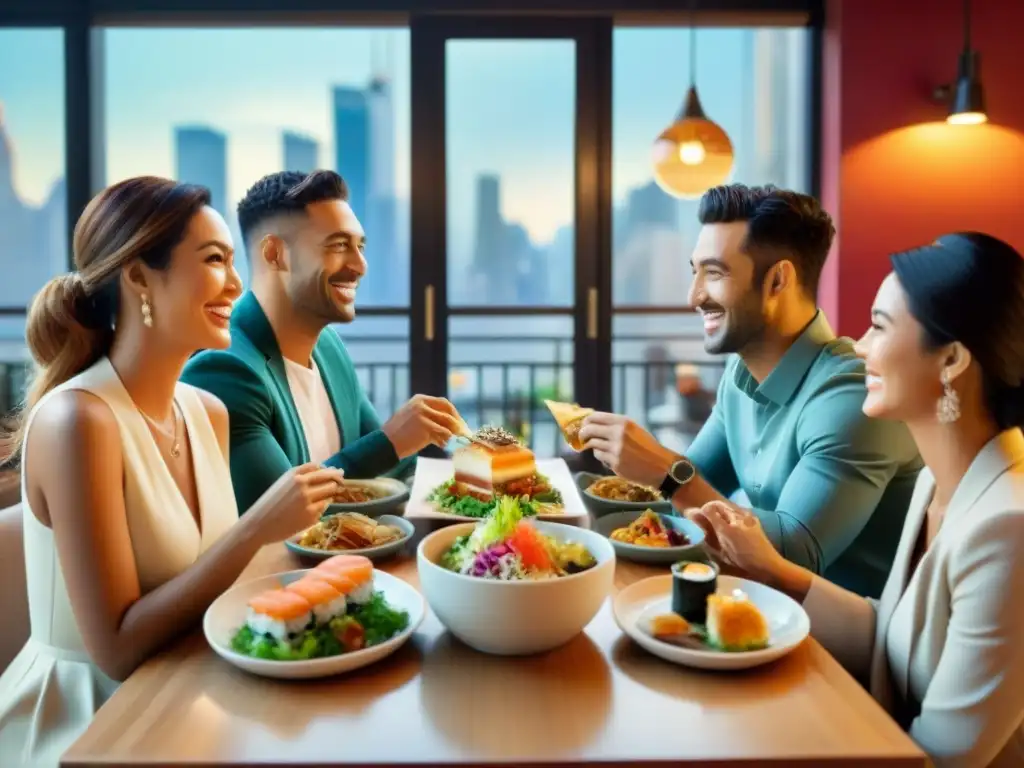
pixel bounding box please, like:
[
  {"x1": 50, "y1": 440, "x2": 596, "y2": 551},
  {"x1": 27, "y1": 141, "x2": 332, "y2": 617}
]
[{"x1": 232, "y1": 292, "x2": 310, "y2": 464}]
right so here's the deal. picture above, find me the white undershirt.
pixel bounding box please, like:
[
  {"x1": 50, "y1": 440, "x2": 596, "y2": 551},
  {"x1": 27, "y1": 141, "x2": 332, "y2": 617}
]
[{"x1": 283, "y1": 357, "x2": 341, "y2": 464}]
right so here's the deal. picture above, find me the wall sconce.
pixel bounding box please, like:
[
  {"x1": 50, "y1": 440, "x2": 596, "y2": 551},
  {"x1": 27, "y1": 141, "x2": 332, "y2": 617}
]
[{"x1": 932, "y1": 0, "x2": 987, "y2": 125}]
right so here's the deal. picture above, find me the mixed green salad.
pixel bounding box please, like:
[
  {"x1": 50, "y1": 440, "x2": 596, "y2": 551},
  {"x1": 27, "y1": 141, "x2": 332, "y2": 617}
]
[
  {"x1": 428, "y1": 478, "x2": 562, "y2": 519},
  {"x1": 441, "y1": 497, "x2": 596, "y2": 580}
]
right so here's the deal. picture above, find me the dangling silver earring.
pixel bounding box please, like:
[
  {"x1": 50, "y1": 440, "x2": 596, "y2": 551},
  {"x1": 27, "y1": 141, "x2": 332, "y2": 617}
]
[
  {"x1": 937, "y1": 368, "x2": 960, "y2": 424},
  {"x1": 141, "y1": 294, "x2": 153, "y2": 328}
]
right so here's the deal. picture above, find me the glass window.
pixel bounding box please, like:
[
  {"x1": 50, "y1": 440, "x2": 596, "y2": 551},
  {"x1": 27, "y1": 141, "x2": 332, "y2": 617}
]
[
  {"x1": 612, "y1": 26, "x2": 810, "y2": 447},
  {"x1": 101, "y1": 27, "x2": 411, "y2": 418},
  {"x1": 0, "y1": 27, "x2": 66, "y2": 414},
  {"x1": 444, "y1": 39, "x2": 576, "y2": 457}
]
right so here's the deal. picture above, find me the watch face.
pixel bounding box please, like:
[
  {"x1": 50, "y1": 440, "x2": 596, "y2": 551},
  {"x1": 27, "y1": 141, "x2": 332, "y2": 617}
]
[{"x1": 670, "y1": 459, "x2": 696, "y2": 485}]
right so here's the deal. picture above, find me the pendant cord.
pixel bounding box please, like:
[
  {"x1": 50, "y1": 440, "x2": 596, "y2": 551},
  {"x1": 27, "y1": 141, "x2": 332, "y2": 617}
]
[
  {"x1": 962, "y1": 0, "x2": 970, "y2": 52},
  {"x1": 689, "y1": 0, "x2": 698, "y2": 87}
]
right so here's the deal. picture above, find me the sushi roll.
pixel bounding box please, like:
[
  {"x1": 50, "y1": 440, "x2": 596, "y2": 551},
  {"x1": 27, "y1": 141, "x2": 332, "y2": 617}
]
[
  {"x1": 245, "y1": 589, "x2": 313, "y2": 642},
  {"x1": 315, "y1": 554, "x2": 375, "y2": 605},
  {"x1": 285, "y1": 576, "x2": 347, "y2": 625},
  {"x1": 706, "y1": 592, "x2": 770, "y2": 652},
  {"x1": 670, "y1": 560, "x2": 718, "y2": 624}
]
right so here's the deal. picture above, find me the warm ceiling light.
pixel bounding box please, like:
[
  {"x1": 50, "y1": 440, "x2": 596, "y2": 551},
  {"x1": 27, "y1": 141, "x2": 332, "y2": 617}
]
[{"x1": 652, "y1": 22, "x2": 734, "y2": 199}]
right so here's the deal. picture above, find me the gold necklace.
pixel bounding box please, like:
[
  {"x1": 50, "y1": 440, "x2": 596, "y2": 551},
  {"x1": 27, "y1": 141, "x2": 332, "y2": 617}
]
[{"x1": 139, "y1": 399, "x2": 183, "y2": 458}]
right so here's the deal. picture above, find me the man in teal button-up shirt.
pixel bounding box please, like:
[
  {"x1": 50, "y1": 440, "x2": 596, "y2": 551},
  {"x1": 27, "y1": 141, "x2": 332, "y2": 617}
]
[{"x1": 580, "y1": 185, "x2": 922, "y2": 598}]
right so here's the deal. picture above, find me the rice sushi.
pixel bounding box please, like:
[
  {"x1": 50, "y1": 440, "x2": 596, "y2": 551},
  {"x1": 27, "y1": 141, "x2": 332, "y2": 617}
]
[
  {"x1": 245, "y1": 589, "x2": 313, "y2": 642},
  {"x1": 285, "y1": 576, "x2": 347, "y2": 625},
  {"x1": 314, "y1": 554, "x2": 375, "y2": 605},
  {"x1": 670, "y1": 560, "x2": 718, "y2": 624}
]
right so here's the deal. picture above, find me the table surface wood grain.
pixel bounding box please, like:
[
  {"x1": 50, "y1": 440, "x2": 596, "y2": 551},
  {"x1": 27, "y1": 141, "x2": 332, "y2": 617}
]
[{"x1": 62, "y1": 517, "x2": 928, "y2": 767}]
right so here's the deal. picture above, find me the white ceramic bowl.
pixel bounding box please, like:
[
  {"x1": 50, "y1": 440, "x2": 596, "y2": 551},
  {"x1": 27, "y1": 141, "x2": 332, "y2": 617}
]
[
  {"x1": 417, "y1": 521, "x2": 615, "y2": 655},
  {"x1": 204, "y1": 568, "x2": 425, "y2": 679}
]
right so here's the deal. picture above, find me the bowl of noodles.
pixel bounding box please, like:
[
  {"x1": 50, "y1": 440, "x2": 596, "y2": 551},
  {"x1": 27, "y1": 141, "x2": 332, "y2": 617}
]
[
  {"x1": 324, "y1": 477, "x2": 411, "y2": 518},
  {"x1": 573, "y1": 472, "x2": 673, "y2": 517}
]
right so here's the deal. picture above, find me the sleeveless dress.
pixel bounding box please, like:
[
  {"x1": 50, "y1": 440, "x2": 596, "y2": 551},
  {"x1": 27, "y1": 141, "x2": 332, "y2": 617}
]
[{"x1": 0, "y1": 357, "x2": 239, "y2": 767}]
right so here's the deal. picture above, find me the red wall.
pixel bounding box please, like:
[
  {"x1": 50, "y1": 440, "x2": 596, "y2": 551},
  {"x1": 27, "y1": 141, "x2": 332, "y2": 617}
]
[{"x1": 819, "y1": 0, "x2": 1024, "y2": 338}]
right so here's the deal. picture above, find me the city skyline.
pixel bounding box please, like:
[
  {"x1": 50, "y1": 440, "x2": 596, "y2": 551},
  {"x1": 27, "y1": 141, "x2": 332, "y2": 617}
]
[{"x1": 0, "y1": 26, "x2": 808, "y2": 244}]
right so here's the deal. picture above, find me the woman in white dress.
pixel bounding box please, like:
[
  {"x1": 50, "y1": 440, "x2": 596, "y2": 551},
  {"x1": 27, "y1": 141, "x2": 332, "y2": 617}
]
[
  {"x1": 0, "y1": 176, "x2": 344, "y2": 767},
  {"x1": 687, "y1": 232, "x2": 1024, "y2": 767}
]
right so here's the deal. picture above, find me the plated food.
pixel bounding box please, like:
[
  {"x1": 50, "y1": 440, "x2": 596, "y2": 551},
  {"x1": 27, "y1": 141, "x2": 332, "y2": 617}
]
[
  {"x1": 333, "y1": 484, "x2": 384, "y2": 504},
  {"x1": 588, "y1": 476, "x2": 663, "y2": 503},
  {"x1": 613, "y1": 573, "x2": 809, "y2": 671},
  {"x1": 440, "y1": 496, "x2": 597, "y2": 580},
  {"x1": 593, "y1": 509, "x2": 704, "y2": 565},
  {"x1": 297, "y1": 512, "x2": 404, "y2": 551},
  {"x1": 610, "y1": 508, "x2": 688, "y2": 547},
  {"x1": 644, "y1": 560, "x2": 770, "y2": 653},
  {"x1": 428, "y1": 426, "x2": 563, "y2": 518},
  {"x1": 544, "y1": 399, "x2": 594, "y2": 451},
  {"x1": 229, "y1": 555, "x2": 410, "y2": 662}
]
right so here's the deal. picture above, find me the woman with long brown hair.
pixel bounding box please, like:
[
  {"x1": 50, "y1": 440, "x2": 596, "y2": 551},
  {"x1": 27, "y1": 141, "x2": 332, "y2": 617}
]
[{"x1": 0, "y1": 177, "x2": 344, "y2": 767}]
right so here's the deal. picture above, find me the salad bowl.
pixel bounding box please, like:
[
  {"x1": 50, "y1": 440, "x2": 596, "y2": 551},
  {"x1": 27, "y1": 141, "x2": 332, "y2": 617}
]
[{"x1": 417, "y1": 499, "x2": 615, "y2": 655}]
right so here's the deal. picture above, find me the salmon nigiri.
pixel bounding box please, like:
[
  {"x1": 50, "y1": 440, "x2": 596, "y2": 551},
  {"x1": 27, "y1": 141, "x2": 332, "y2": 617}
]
[
  {"x1": 285, "y1": 576, "x2": 347, "y2": 625},
  {"x1": 315, "y1": 555, "x2": 374, "y2": 604},
  {"x1": 246, "y1": 589, "x2": 312, "y2": 641}
]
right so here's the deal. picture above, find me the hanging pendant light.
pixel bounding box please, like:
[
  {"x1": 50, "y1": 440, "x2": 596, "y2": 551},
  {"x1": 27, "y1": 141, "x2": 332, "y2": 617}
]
[
  {"x1": 946, "y1": 0, "x2": 987, "y2": 125},
  {"x1": 652, "y1": 7, "x2": 734, "y2": 199}
]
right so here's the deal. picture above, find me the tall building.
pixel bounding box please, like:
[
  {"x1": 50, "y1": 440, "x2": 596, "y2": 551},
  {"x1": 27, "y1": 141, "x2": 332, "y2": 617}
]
[
  {"x1": 283, "y1": 131, "x2": 319, "y2": 173},
  {"x1": 174, "y1": 126, "x2": 228, "y2": 216},
  {"x1": 0, "y1": 106, "x2": 66, "y2": 307},
  {"x1": 332, "y1": 87, "x2": 369, "y2": 222},
  {"x1": 364, "y1": 74, "x2": 398, "y2": 306}
]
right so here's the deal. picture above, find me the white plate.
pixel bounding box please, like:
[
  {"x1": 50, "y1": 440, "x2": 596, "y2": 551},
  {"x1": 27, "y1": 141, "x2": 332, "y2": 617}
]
[
  {"x1": 405, "y1": 456, "x2": 589, "y2": 522},
  {"x1": 613, "y1": 574, "x2": 810, "y2": 671},
  {"x1": 203, "y1": 568, "x2": 425, "y2": 679}
]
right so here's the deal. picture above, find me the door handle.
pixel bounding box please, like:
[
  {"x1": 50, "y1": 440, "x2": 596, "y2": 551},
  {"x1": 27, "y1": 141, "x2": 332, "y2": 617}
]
[
  {"x1": 424, "y1": 284, "x2": 435, "y2": 342},
  {"x1": 587, "y1": 286, "x2": 598, "y2": 339}
]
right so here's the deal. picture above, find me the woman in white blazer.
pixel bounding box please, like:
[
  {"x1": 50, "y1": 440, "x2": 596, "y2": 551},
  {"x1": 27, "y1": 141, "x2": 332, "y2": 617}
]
[{"x1": 687, "y1": 232, "x2": 1024, "y2": 768}]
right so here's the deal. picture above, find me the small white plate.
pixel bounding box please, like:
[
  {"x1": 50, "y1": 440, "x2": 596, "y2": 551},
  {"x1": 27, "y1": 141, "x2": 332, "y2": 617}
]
[
  {"x1": 203, "y1": 569, "x2": 425, "y2": 680},
  {"x1": 405, "y1": 457, "x2": 589, "y2": 523},
  {"x1": 613, "y1": 574, "x2": 810, "y2": 671}
]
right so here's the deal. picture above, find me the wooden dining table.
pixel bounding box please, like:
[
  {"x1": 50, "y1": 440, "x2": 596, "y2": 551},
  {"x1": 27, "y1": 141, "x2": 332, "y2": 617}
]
[{"x1": 62, "y1": 516, "x2": 928, "y2": 768}]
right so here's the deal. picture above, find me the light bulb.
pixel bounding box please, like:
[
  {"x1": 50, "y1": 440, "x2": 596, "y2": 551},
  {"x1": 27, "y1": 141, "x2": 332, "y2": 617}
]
[
  {"x1": 679, "y1": 140, "x2": 706, "y2": 165},
  {"x1": 947, "y1": 111, "x2": 988, "y2": 125}
]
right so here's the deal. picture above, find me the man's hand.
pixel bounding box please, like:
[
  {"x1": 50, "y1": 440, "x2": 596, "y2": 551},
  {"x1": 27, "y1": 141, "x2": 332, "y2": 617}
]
[
  {"x1": 382, "y1": 394, "x2": 464, "y2": 459},
  {"x1": 577, "y1": 411, "x2": 678, "y2": 489}
]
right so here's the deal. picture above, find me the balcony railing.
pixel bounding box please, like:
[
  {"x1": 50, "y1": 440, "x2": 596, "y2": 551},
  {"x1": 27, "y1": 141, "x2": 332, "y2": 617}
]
[{"x1": 0, "y1": 333, "x2": 725, "y2": 460}]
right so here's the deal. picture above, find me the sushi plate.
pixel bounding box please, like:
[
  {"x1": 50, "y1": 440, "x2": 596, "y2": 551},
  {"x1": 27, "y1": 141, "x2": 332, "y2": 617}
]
[
  {"x1": 404, "y1": 457, "x2": 589, "y2": 523},
  {"x1": 612, "y1": 574, "x2": 810, "y2": 671},
  {"x1": 204, "y1": 569, "x2": 425, "y2": 680}
]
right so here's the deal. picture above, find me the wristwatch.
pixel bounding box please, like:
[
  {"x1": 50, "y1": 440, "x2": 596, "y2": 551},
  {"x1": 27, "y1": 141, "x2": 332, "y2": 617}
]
[{"x1": 658, "y1": 457, "x2": 696, "y2": 500}]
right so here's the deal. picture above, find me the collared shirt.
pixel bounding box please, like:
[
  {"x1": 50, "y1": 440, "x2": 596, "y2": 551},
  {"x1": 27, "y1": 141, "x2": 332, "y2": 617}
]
[{"x1": 687, "y1": 311, "x2": 923, "y2": 598}]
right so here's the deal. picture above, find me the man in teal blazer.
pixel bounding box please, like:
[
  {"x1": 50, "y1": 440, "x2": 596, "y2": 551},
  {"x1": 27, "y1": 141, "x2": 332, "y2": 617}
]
[{"x1": 182, "y1": 170, "x2": 462, "y2": 515}]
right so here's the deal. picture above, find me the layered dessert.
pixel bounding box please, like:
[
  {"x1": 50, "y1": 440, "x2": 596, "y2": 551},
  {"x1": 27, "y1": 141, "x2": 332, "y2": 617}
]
[
  {"x1": 428, "y1": 425, "x2": 564, "y2": 518},
  {"x1": 453, "y1": 426, "x2": 537, "y2": 499}
]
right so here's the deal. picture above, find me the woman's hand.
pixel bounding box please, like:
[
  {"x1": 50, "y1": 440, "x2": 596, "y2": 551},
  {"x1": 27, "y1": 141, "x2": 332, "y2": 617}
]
[
  {"x1": 684, "y1": 501, "x2": 789, "y2": 586},
  {"x1": 246, "y1": 463, "x2": 344, "y2": 544}
]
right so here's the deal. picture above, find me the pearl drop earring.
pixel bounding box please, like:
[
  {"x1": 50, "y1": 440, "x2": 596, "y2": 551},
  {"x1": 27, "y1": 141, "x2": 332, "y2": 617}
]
[{"x1": 141, "y1": 294, "x2": 153, "y2": 328}]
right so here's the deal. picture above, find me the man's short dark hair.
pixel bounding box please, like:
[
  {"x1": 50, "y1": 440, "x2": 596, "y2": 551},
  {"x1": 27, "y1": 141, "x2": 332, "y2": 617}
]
[
  {"x1": 236, "y1": 170, "x2": 349, "y2": 247},
  {"x1": 697, "y1": 183, "x2": 836, "y2": 298}
]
